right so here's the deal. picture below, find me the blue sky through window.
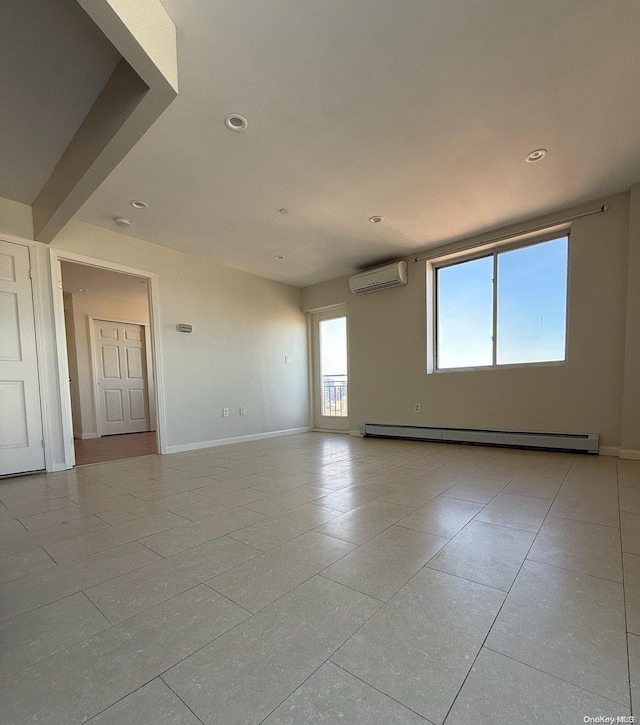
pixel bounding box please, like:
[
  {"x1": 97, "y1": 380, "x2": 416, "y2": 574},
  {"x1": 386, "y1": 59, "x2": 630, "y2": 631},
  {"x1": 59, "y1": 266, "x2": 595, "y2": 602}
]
[
  {"x1": 436, "y1": 237, "x2": 568, "y2": 369},
  {"x1": 320, "y1": 316, "x2": 347, "y2": 377}
]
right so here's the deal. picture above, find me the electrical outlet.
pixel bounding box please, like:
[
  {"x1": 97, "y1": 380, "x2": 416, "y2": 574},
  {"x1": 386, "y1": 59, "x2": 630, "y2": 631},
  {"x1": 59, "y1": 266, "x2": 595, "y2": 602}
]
[
  {"x1": 223, "y1": 408, "x2": 229, "y2": 417},
  {"x1": 239, "y1": 406, "x2": 245, "y2": 416},
  {"x1": 414, "y1": 403, "x2": 421, "y2": 413},
  {"x1": 284, "y1": 355, "x2": 290, "y2": 364}
]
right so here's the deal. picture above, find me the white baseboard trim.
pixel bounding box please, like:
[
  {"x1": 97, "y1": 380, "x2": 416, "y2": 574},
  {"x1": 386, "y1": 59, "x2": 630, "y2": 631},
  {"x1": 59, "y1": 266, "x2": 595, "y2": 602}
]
[
  {"x1": 620, "y1": 449, "x2": 640, "y2": 461},
  {"x1": 599, "y1": 446, "x2": 620, "y2": 457},
  {"x1": 74, "y1": 432, "x2": 99, "y2": 440},
  {"x1": 164, "y1": 427, "x2": 311, "y2": 455},
  {"x1": 312, "y1": 428, "x2": 349, "y2": 434},
  {"x1": 349, "y1": 430, "x2": 363, "y2": 437}
]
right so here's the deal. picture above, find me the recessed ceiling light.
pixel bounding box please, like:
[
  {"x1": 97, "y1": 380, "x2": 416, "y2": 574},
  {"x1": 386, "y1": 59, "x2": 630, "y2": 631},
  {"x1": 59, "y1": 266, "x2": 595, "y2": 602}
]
[
  {"x1": 130, "y1": 200, "x2": 148, "y2": 209},
  {"x1": 224, "y1": 114, "x2": 248, "y2": 131},
  {"x1": 274, "y1": 255, "x2": 285, "y2": 260},
  {"x1": 526, "y1": 149, "x2": 547, "y2": 163},
  {"x1": 114, "y1": 217, "x2": 131, "y2": 228},
  {"x1": 369, "y1": 215, "x2": 384, "y2": 223},
  {"x1": 279, "y1": 208, "x2": 289, "y2": 215},
  {"x1": 77, "y1": 288, "x2": 89, "y2": 292}
]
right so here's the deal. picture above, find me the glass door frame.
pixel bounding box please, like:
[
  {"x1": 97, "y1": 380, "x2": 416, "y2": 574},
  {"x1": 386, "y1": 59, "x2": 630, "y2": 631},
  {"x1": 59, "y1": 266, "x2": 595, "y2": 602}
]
[{"x1": 309, "y1": 305, "x2": 350, "y2": 432}]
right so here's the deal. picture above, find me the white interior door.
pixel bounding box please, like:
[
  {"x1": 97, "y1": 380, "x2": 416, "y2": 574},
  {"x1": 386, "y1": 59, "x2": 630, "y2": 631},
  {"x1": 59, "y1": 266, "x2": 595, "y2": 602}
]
[
  {"x1": 0, "y1": 241, "x2": 45, "y2": 475},
  {"x1": 93, "y1": 320, "x2": 151, "y2": 435},
  {"x1": 311, "y1": 309, "x2": 350, "y2": 432}
]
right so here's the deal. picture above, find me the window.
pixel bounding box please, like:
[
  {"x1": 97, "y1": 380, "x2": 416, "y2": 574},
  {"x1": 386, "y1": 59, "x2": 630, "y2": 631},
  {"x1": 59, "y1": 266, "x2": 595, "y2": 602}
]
[{"x1": 434, "y1": 236, "x2": 568, "y2": 370}]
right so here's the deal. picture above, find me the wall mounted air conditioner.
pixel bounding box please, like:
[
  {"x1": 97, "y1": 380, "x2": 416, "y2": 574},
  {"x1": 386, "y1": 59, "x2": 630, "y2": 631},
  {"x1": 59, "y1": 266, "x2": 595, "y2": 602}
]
[{"x1": 349, "y1": 261, "x2": 408, "y2": 295}]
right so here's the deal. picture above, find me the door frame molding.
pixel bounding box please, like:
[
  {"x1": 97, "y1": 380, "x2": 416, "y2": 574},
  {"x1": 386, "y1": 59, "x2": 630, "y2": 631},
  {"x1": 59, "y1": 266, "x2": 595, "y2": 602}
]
[
  {"x1": 49, "y1": 249, "x2": 167, "y2": 468},
  {"x1": 306, "y1": 303, "x2": 350, "y2": 433},
  {"x1": 0, "y1": 235, "x2": 49, "y2": 472},
  {"x1": 89, "y1": 316, "x2": 156, "y2": 437}
]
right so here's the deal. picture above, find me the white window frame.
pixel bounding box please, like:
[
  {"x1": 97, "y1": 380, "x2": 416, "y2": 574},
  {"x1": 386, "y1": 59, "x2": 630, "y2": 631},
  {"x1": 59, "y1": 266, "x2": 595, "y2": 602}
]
[{"x1": 426, "y1": 232, "x2": 570, "y2": 373}]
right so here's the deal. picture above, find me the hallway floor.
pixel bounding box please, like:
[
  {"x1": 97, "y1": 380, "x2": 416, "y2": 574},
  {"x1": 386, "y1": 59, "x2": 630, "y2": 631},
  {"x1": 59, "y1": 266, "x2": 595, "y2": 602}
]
[
  {"x1": 0, "y1": 433, "x2": 639, "y2": 724},
  {"x1": 74, "y1": 432, "x2": 157, "y2": 466}
]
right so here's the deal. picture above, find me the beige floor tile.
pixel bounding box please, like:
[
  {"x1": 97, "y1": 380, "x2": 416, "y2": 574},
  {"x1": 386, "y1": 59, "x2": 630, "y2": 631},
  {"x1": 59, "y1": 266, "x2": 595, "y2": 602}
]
[
  {"x1": 621, "y1": 487, "x2": 640, "y2": 514},
  {"x1": 68, "y1": 493, "x2": 146, "y2": 515},
  {"x1": 86, "y1": 536, "x2": 258, "y2": 623},
  {"x1": 623, "y1": 553, "x2": 640, "y2": 635},
  {"x1": 94, "y1": 491, "x2": 211, "y2": 525},
  {"x1": 443, "y1": 478, "x2": 507, "y2": 504},
  {"x1": 428, "y1": 520, "x2": 535, "y2": 591},
  {"x1": 88, "y1": 679, "x2": 201, "y2": 725},
  {"x1": 0, "y1": 518, "x2": 29, "y2": 540},
  {"x1": 315, "y1": 500, "x2": 415, "y2": 545},
  {"x1": 0, "y1": 546, "x2": 56, "y2": 583},
  {"x1": 549, "y1": 488, "x2": 620, "y2": 528},
  {"x1": 527, "y1": 516, "x2": 622, "y2": 582},
  {"x1": 474, "y1": 492, "x2": 551, "y2": 533},
  {"x1": 622, "y1": 511, "x2": 640, "y2": 554},
  {"x1": 171, "y1": 488, "x2": 272, "y2": 520},
  {"x1": 322, "y1": 525, "x2": 447, "y2": 600},
  {"x1": 0, "y1": 497, "x2": 77, "y2": 523},
  {"x1": 0, "y1": 592, "x2": 110, "y2": 680},
  {"x1": 332, "y1": 567, "x2": 505, "y2": 724},
  {"x1": 18, "y1": 506, "x2": 101, "y2": 531},
  {"x1": 0, "y1": 541, "x2": 160, "y2": 621},
  {"x1": 243, "y1": 486, "x2": 334, "y2": 516},
  {"x1": 472, "y1": 464, "x2": 523, "y2": 481},
  {"x1": 377, "y1": 481, "x2": 453, "y2": 508},
  {"x1": 619, "y1": 461, "x2": 640, "y2": 490},
  {"x1": 229, "y1": 503, "x2": 341, "y2": 551},
  {"x1": 262, "y1": 661, "x2": 427, "y2": 724},
  {"x1": 138, "y1": 507, "x2": 266, "y2": 557},
  {"x1": 629, "y1": 632, "x2": 640, "y2": 715},
  {"x1": 0, "y1": 585, "x2": 247, "y2": 725},
  {"x1": 164, "y1": 576, "x2": 380, "y2": 725},
  {"x1": 45, "y1": 511, "x2": 188, "y2": 563},
  {"x1": 446, "y1": 647, "x2": 630, "y2": 724},
  {"x1": 208, "y1": 531, "x2": 355, "y2": 612},
  {"x1": 486, "y1": 560, "x2": 629, "y2": 706},
  {"x1": 0, "y1": 514, "x2": 112, "y2": 559},
  {"x1": 396, "y1": 496, "x2": 483, "y2": 539},
  {"x1": 311, "y1": 482, "x2": 393, "y2": 513},
  {"x1": 502, "y1": 474, "x2": 563, "y2": 500}
]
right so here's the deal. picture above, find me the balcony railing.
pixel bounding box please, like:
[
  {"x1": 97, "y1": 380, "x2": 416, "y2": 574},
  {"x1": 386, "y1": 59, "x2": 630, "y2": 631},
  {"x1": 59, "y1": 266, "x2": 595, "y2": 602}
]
[{"x1": 322, "y1": 374, "x2": 348, "y2": 417}]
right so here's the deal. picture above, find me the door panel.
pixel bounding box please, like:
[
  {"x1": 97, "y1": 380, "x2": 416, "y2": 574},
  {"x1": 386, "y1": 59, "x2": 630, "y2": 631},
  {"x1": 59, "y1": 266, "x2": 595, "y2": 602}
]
[
  {"x1": 311, "y1": 310, "x2": 349, "y2": 432},
  {"x1": 93, "y1": 320, "x2": 150, "y2": 435},
  {"x1": 101, "y1": 345, "x2": 121, "y2": 378},
  {"x1": 129, "y1": 389, "x2": 146, "y2": 420},
  {"x1": 0, "y1": 241, "x2": 45, "y2": 475},
  {"x1": 126, "y1": 347, "x2": 143, "y2": 378}
]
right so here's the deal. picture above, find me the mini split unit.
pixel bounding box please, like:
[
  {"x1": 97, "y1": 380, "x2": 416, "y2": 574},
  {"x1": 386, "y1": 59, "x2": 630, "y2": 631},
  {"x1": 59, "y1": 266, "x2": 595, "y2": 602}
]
[{"x1": 349, "y1": 261, "x2": 408, "y2": 295}]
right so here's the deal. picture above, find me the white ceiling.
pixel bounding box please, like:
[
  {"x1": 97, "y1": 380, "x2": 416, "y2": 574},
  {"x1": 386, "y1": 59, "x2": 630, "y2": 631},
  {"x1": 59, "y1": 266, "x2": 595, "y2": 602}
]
[
  {"x1": 61, "y1": 262, "x2": 149, "y2": 304},
  {"x1": 0, "y1": 0, "x2": 121, "y2": 205},
  {"x1": 72, "y1": 0, "x2": 640, "y2": 287}
]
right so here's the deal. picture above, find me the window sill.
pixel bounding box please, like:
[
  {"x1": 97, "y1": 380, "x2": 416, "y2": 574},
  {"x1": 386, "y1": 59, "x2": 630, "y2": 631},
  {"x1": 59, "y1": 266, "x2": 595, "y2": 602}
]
[{"x1": 429, "y1": 359, "x2": 567, "y2": 374}]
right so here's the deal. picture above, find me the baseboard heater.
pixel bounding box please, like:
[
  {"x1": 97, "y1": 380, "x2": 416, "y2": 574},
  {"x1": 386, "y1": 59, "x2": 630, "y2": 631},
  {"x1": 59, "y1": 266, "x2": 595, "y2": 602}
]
[{"x1": 362, "y1": 423, "x2": 599, "y2": 454}]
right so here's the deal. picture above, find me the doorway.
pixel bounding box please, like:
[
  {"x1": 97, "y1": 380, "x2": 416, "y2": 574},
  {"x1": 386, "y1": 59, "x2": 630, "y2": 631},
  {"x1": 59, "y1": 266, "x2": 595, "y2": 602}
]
[
  {"x1": 310, "y1": 307, "x2": 350, "y2": 432},
  {"x1": 60, "y1": 260, "x2": 158, "y2": 466}
]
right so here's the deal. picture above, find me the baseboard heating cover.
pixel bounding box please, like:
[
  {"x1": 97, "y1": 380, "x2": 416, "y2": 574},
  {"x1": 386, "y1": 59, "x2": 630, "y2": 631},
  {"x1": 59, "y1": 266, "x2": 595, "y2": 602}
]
[{"x1": 362, "y1": 423, "x2": 599, "y2": 454}]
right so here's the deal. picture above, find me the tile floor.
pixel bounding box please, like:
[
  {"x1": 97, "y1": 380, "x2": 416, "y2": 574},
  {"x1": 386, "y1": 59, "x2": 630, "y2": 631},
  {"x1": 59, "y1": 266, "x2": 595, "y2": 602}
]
[{"x1": 1, "y1": 432, "x2": 639, "y2": 724}]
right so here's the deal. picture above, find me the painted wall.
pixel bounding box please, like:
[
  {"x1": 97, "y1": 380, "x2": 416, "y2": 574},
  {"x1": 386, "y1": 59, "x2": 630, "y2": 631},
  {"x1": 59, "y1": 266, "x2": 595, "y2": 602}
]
[
  {"x1": 303, "y1": 191, "x2": 634, "y2": 451},
  {"x1": 51, "y1": 220, "x2": 309, "y2": 451},
  {"x1": 622, "y1": 182, "x2": 640, "y2": 456},
  {"x1": 63, "y1": 291, "x2": 150, "y2": 438},
  {"x1": 0, "y1": 197, "x2": 33, "y2": 239}
]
